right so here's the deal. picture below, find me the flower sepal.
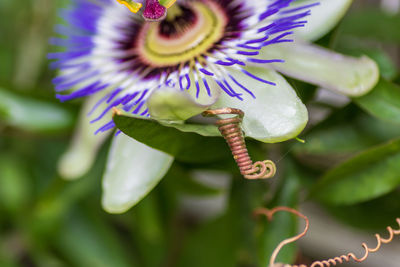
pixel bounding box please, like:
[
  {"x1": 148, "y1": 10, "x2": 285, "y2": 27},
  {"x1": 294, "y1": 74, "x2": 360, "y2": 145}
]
[
  {"x1": 147, "y1": 87, "x2": 218, "y2": 123},
  {"x1": 58, "y1": 96, "x2": 111, "y2": 180},
  {"x1": 259, "y1": 42, "x2": 380, "y2": 97}
]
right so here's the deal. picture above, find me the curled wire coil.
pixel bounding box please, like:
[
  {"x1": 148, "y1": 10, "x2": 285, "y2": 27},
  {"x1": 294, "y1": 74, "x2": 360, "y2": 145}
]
[
  {"x1": 254, "y1": 206, "x2": 400, "y2": 267},
  {"x1": 203, "y1": 108, "x2": 276, "y2": 180}
]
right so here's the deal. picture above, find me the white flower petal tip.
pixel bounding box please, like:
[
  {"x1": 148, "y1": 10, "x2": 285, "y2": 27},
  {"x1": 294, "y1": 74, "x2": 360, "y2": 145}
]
[
  {"x1": 294, "y1": 0, "x2": 353, "y2": 41},
  {"x1": 102, "y1": 133, "x2": 174, "y2": 214},
  {"x1": 212, "y1": 68, "x2": 308, "y2": 143},
  {"x1": 58, "y1": 98, "x2": 111, "y2": 180},
  {"x1": 263, "y1": 43, "x2": 380, "y2": 97},
  {"x1": 147, "y1": 85, "x2": 220, "y2": 122},
  {"x1": 58, "y1": 143, "x2": 101, "y2": 180}
]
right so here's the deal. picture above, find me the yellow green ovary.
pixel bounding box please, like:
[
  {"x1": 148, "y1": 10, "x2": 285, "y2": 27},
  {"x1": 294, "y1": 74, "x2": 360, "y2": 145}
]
[{"x1": 137, "y1": 1, "x2": 227, "y2": 67}]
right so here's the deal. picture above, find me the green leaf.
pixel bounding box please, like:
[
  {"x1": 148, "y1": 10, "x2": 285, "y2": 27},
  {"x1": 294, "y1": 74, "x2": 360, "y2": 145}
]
[
  {"x1": 295, "y1": 124, "x2": 375, "y2": 156},
  {"x1": 30, "y1": 144, "x2": 109, "y2": 238},
  {"x1": 258, "y1": 161, "x2": 301, "y2": 266},
  {"x1": 340, "y1": 8, "x2": 400, "y2": 43},
  {"x1": 55, "y1": 208, "x2": 134, "y2": 267},
  {"x1": 0, "y1": 155, "x2": 31, "y2": 214},
  {"x1": 294, "y1": 105, "x2": 400, "y2": 170},
  {"x1": 294, "y1": 106, "x2": 378, "y2": 156},
  {"x1": 165, "y1": 165, "x2": 222, "y2": 196},
  {"x1": 310, "y1": 138, "x2": 400, "y2": 205},
  {"x1": 0, "y1": 88, "x2": 74, "y2": 133},
  {"x1": 177, "y1": 215, "x2": 239, "y2": 267},
  {"x1": 176, "y1": 177, "x2": 253, "y2": 267},
  {"x1": 113, "y1": 113, "x2": 229, "y2": 163},
  {"x1": 326, "y1": 190, "x2": 400, "y2": 230},
  {"x1": 0, "y1": 248, "x2": 19, "y2": 267},
  {"x1": 129, "y1": 194, "x2": 167, "y2": 267},
  {"x1": 354, "y1": 79, "x2": 400, "y2": 124},
  {"x1": 356, "y1": 113, "x2": 400, "y2": 142}
]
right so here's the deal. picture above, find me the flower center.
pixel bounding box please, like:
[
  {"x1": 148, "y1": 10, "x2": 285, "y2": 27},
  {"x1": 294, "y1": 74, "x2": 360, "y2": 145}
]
[{"x1": 136, "y1": 0, "x2": 227, "y2": 67}]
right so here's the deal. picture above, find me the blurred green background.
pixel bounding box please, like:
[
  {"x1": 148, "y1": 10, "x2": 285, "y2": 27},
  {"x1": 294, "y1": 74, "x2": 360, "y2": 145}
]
[{"x1": 1, "y1": 0, "x2": 400, "y2": 266}]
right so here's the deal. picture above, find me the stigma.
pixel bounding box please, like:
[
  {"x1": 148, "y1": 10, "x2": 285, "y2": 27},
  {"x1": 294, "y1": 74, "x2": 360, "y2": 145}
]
[{"x1": 116, "y1": 0, "x2": 177, "y2": 21}]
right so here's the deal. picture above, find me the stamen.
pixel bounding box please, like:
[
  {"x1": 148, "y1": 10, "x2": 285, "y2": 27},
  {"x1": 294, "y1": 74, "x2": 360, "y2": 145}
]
[
  {"x1": 160, "y1": 0, "x2": 177, "y2": 9},
  {"x1": 116, "y1": 0, "x2": 143, "y2": 13}
]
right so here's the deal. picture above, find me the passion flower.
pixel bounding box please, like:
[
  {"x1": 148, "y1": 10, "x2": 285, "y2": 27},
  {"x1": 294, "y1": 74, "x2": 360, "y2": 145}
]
[
  {"x1": 50, "y1": 0, "x2": 318, "y2": 135},
  {"x1": 52, "y1": 0, "x2": 380, "y2": 213}
]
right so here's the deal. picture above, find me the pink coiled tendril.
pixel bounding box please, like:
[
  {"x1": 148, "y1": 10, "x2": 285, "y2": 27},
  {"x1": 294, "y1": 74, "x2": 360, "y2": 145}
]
[
  {"x1": 203, "y1": 108, "x2": 276, "y2": 180},
  {"x1": 254, "y1": 206, "x2": 400, "y2": 267}
]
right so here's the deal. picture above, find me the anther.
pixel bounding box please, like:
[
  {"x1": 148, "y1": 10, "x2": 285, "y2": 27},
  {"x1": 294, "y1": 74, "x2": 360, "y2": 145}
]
[
  {"x1": 203, "y1": 108, "x2": 276, "y2": 180},
  {"x1": 116, "y1": 0, "x2": 143, "y2": 13}
]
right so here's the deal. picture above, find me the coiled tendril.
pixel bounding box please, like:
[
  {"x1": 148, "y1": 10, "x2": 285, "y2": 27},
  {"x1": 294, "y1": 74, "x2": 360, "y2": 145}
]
[
  {"x1": 254, "y1": 206, "x2": 400, "y2": 267},
  {"x1": 202, "y1": 108, "x2": 276, "y2": 180}
]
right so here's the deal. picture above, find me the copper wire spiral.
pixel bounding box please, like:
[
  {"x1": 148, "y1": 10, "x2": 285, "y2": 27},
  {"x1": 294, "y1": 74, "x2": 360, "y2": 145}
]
[
  {"x1": 254, "y1": 206, "x2": 400, "y2": 267},
  {"x1": 202, "y1": 108, "x2": 276, "y2": 180}
]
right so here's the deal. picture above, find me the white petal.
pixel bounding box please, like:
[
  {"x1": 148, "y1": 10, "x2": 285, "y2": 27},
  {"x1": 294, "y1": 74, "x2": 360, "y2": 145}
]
[
  {"x1": 261, "y1": 42, "x2": 379, "y2": 97},
  {"x1": 212, "y1": 67, "x2": 308, "y2": 143},
  {"x1": 102, "y1": 133, "x2": 174, "y2": 214},
  {"x1": 58, "y1": 97, "x2": 110, "y2": 180},
  {"x1": 294, "y1": 0, "x2": 353, "y2": 41}
]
